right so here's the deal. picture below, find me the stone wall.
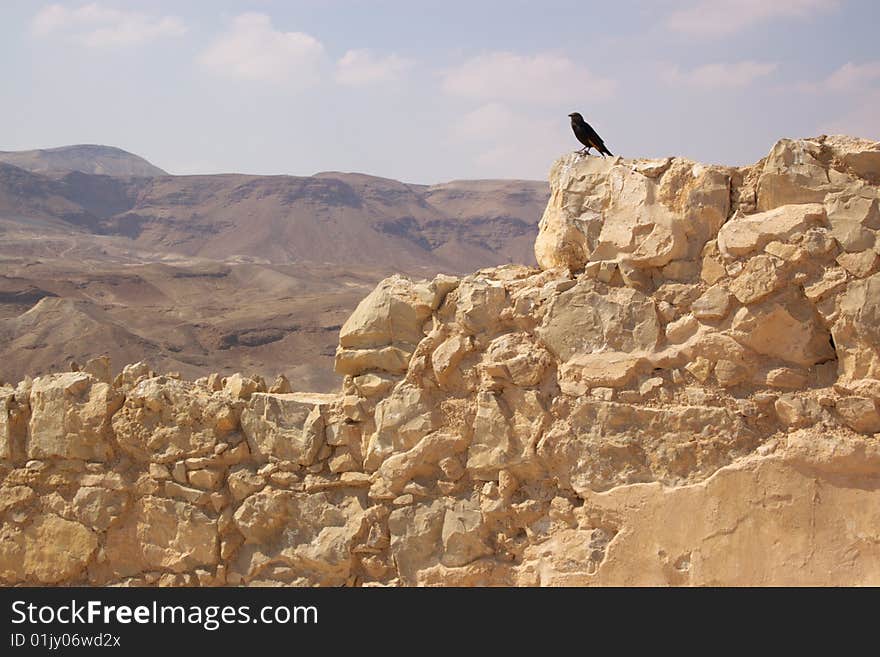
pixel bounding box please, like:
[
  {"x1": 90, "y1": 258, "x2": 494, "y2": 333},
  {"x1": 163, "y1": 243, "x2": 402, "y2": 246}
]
[{"x1": 2, "y1": 135, "x2": 880, "y2": 586}]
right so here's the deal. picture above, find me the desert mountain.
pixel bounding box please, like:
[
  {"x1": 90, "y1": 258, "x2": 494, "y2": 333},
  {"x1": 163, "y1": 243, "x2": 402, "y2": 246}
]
[
  {"x1": 0, "y1": 150, "x2": 546, "y2": 271},
  {"x1": 0, "y1": 144, "x2": 167, "y2": 177},
  {"x1": 0, "y1": 146, "x2": 548, "y2": 388}
]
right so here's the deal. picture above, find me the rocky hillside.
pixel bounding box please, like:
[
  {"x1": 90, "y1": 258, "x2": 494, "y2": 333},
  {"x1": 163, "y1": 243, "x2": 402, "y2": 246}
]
[
  {"x1": 2, "y1": 135, "x2": 880, "y2": 586},
  {"x1": 0, "y1": 155, "x2": 547, "y2": 272},
  {"x1": 0, "y1": 145, "x2": 167, "y2": 177}
]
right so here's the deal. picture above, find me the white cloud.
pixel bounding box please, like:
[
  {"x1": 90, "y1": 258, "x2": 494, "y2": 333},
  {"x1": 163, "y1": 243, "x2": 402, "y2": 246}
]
[
  {"x1": 662, "y1": 60, "x2": 778, "y2": 88},
  {"x1": 31, "y1": 3, "x2": 186, "y2": 47},
  {"x1": 451, "y1": 103, "x2": 520, "y2": 142},
  {"x1": 335, "y1": 50, "x2": 413, "y2": 86},
  {"x1": 666, "y1": 0, "x2": 838, "y2": 37},
  {"x1": 197, "y1": 13, "x2": 325, "y2": 85},
  {"x1": 798, "y1": 61, "x2": 880, "y2": 93},
  {"x1": 442, "y1": 51, "x2": 616, "y2": 104},
  {"x1": 449, "y1": 102, "x2": 572, "y2": 178},
  {"x1": 821, "y1": 89, "x2": 880, "y2": 140}
]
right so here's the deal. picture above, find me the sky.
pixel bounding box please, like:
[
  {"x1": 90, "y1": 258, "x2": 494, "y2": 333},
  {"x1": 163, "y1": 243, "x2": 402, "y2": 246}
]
[{"x1": 1, "y1": 0, "x2": 879, "y2": 183}]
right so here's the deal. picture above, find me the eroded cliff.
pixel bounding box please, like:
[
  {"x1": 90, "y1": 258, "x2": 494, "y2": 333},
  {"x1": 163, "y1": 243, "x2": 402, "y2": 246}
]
[{"x1": 2, "y1": 135, "x2": 880, "y2": 586}]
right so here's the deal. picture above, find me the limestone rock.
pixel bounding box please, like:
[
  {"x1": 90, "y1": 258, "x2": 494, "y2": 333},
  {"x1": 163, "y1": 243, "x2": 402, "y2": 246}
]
[
  {"x1": 539, "y1": 278, "x2": 659, "y2": 362},
  {"x1": 103, "y1": 496, "x2": 217, "y2": 578},
  {"x1": 728, "y1": 255, "x2": 787, "y2": 304},
  {"x1": 757, "y1": 138, "x2": 835, "y2": 210},
  {"x1": 538, "y1": 400, "x2": 752, "y2": 493},
  {"x1": 559, "y1": 352, "x2": 646, "y2": 392},
  {"x1": 334, "y1": 345, "x2": 413, "y2": 377},
  {"x1": 365, "y1": 384, "x2": 437, "y2": 471},
  {"x1": 233, "y1": 489, "x2": 364, "y2": 585},
  {"x1": 83, "y1": 355, "x2": 112, "y2": 384},
  {"x1": 731, "y1": 299, "x2": 834, "y2": 367},
  {"x1": 836, "y1": 396, "x2": 880, "y2": 433},
  {"x1": 466, "y1": 389, "x2": 546, "y2": 480},
  {"x1": 837, "y1": 250, "x2": 879, "y2": 278},
  {"x1": 269, "y1": 374, "x2": 292, "y2": 394},
  {"x1": 112, "y1": 377, "x2": 236, "y2": 463},
  {"x1": 71, "y1": 486, "x2": 128, "y2": 531},
  {"x1": 389, "y1": 500, "x2": 446, "y2": 585},
  {"x1": 717, "y1": 204, "x2": 825, "y2": 257},
  {"x1": 441, "y1": 501, "x2": 491, "y2": 567},
  {"x1": 28, "y1": 372, "x2": 122, "y2": 461},
  {"x1": 224, "y1": 373, "x2": 264, "y2": 400},
  {"x1": 535, "y1": 154, "x2": 728, "y2": 271},
  {"x1": 833, "y1": 273, "x2": 880, "y2": 381},
  {"x1": 692, "y1": 285, "x2": 733, "y2": 321},
  {"x1": 241, "y1": 392, "x2": 335, "y2": 465},
  {"x1": 826, "y1": 190, "x2": 878, "y2": 252},
  {"x1": 373, "y1": 431, "x2": 467, "y2": 497},
  {"x1": 338, "y1": 274, "x2": 434, "y2": 350},
  {"x1": 0, "y1": 514, "x2": 98, "y2": 584}
]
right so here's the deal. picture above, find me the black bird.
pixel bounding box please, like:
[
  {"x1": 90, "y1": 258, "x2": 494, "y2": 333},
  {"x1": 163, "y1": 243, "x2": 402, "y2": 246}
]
[{"x1": 569, "y1": 112, "x2": 613, "y2": 157}]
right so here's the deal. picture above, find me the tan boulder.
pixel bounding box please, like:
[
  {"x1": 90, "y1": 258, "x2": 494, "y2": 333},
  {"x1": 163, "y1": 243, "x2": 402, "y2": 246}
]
[
  {"x1": 103, "y1": 496, "x2": 217, "y2": 577},
  {"x1": 731, "y1": 299, "x2": 834, "y2": 367},
  {"x1": 837, "y1": 250, "x2": 879, "y2": 278},
  {"x1": 71, "y1": 486, "x2": 129, "y2": 531},
  {"x1": 233, "y1": 489, "x2": 364, "y2": 585},
  {"x1": 364, "y1": 384, "x2": 438, "y2": 471},
  {"x1": 352, "y1": 372, "x2": 397, "y2": 397},
  {"x1": 0, "y1": 514, "x2": 97, "y2": 584},
  {"x1": 338, "y1": 274, "x2": 434, "y2": 349},
  {"x1": 756, "y1": 138, "x2": 834, "y2": 210},
  {"x1": 373, "y1": 431, "x2": 468, "y2": 497},
  {"x1": 538, "y1": 399, "x2": 751, "y2": 493},
  {"x1": 466, "y1": 388, "x2": 547, "y2": 480},
  {"x1": 775, "y1": 395, "x2": 822, "y2": 427},
  {"x1": 804, "y1": 267, "x2": 848, "y2": 301},
  {"x1": 268, "y1": 374, "x2": 292, "y2": 394},
  {"x1": 535, "y1": 154, "x2": 728, "y2": 271},
  {"x1": 717, "y1": 204, "x2": 825, "y2": 257},
  {"x1": 241, "y1": 392, "x2": 335, "y2": 465},
  {"x1": 441, "y1": 501, "x2": 491, "y2": 567},
  {"x1": 483, "y1": 332, "x2": 553, "y2": 388},
  {"x1": 825, "y1": 190, "x2": 878, "y2": 252},
  {"x1": 728, "y1": 255, "x2": 787, "y2": 304},
  {"x1": 559, "y1": 352, "x2": 646, "y2": 393},
  {"x1": 535, "y1": 434, "x2": 880, "y2": 585},
  {"x1": 431, "y1": 333, "x2": 472, "y2": 383},
  {"x1": 223, "y1": 373, "x2": 264, "y2": 400},
  {"x1": 836, "y1": 396, "x2": 880, "y2": 434},
  {"x1": 27, "y1": 372, "x2": 122, "y2": 461},
  {"x1": 82, "y1": 355, "x2": 112, "y2": 384},
  {"x1": 539, "y1": 278, "x2": 659, "y2": 361},
  {"x1": 833, "y1": 273, "x2": 880, "y2": 381},
  {"x1": 389, "y1": 500, "x2": 446, "y2": 585},
  {"x1": 766, "y1": 368, "x2": 808, "y2": 389},
  {"x1": 112, "y1": 376, "x2": 237, "y2": 463},
  {"x1": 692, "y1": 285, "x2": 733, "y2": 321},
  {"x1": 334, "y1": 345, "x2": 413, "y2": 376},
  {"x1": 453, "y1": 277, "x2": 509, "y2": 335}
]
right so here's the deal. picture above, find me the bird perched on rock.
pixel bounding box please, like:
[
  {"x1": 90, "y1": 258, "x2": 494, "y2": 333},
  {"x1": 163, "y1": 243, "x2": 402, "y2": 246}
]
[{"x1": 569, "y1": 112, "x2": 613, "y2": 157}]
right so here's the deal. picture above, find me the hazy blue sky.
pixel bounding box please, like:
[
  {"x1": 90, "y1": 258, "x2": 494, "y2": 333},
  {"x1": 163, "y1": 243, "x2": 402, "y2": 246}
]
[{"x1": 1, "y1": 1, "x2": 878, "y2": 182}]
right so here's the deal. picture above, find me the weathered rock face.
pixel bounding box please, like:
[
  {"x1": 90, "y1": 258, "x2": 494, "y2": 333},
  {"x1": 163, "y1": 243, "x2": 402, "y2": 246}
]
[{"x1": 2, "y1": 135, "x2": 880, "y2": 586}]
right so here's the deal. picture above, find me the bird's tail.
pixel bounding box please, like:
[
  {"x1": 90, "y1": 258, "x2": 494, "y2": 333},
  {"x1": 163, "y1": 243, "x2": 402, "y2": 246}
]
[{"x1": 602, "y1": 146, "x2": 613, "y2": 157}]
